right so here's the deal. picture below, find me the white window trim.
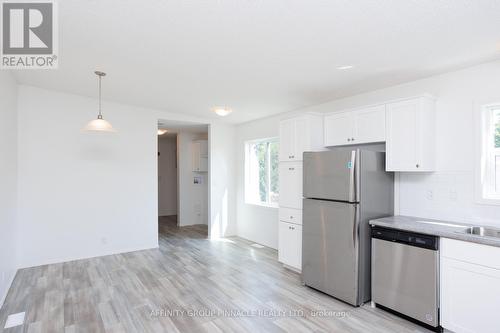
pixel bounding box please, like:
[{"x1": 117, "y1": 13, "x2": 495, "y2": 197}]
[
  {"x1": 474, "y1": 102, "x2": 500, "y2": 205},
  {"x1": 244, "y1": 137, "x2": 279, "y2": 208}
]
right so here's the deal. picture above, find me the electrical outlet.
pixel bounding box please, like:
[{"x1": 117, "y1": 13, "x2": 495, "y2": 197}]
[{"x1": 426, "y1": 190, "x2": 434, "y2": 201}]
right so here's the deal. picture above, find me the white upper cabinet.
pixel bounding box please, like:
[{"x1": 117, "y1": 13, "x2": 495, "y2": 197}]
[
  {"x1": 353, "y1": 105, "x2": 386, "y2": 144},
  {"x1": 192, "y1": 140, "x2": 208, "y2": 172},
  {"x1": 324, "y1": 112, "x2": 354, "y2": 146},
  {"x1": 279, "y1": 114, "x2": 323, "y2": 162},
  {"x1": 279, "y1": 118, "x2": 296, "y2": 161},
  {"x1": 386, "y1": 96, "x2": 435, "y2": 172},
  {"x1": 324, "y1": 105, "x2": 386, "y2": 146},
  {"x1": 323, "y1": 96, "x2": 435, "y2": 172}
]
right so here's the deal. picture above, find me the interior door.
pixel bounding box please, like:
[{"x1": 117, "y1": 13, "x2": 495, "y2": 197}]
[
  {"x1": 324, "y1": 112, "x2": 354, "y2": 146},
  {"x1": 303, "y1": 150, "x2": 357, "y2": 202},
  {"x1": 302, "y1": 199, "x2": 359, "y2": 305}
]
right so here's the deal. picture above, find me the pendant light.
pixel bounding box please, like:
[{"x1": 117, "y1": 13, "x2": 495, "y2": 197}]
[{"x1": 82, "y1": 71, "x2": 116, "y2": 132}]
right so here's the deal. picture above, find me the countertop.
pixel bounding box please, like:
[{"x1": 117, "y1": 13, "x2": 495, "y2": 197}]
[{"x1": 369, "y1": 215, "x2": 500, "y2": 248}]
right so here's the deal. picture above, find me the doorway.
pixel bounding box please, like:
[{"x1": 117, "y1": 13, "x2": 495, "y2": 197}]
[{"x1": 157, "y1": 120, "x2": 209, "y2": 238}]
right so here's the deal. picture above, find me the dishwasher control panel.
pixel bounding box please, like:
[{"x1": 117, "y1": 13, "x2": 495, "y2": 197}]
[{"x1": 371, "y1": 227, "x2": 438, "y2": 250}]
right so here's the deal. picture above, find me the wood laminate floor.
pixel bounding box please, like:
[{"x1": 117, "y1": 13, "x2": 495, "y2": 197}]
[{"x1": 0, "y1": 216, "x2": 431, "y2": 333}]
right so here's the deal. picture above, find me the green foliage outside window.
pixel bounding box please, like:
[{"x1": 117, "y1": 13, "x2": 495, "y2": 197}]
[
  {"x1": 252, "y1": 140, "x2": 279, "y2": 204},
  {"x1": 495, "y1": 114, "x2": 500, "y2": 148}
]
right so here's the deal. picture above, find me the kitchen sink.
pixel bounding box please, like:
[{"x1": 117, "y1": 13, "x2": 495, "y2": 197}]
[{"x1": 465, "y1": 226, "x2": 500, "y2": 238}]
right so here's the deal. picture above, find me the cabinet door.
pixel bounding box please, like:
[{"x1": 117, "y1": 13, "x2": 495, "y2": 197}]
[
  {"x1": 386, "y1": 99, "x2": 418, "y2": 171},
  {"x1": 198, "y1": 140, "x2": 208, "y2": 157},
  {"x1": 278, "y1": 221, "x2": 291, "y2": 264},
  {"x1": 279, "y1": 162, "x2": 303, "y2": 209},
  {"x1": 278, "y1": 221, "x2": 302, "y2": 270},
  {"x1": 324, "y1": 112, "x2": 354, "y2": 146},
  {"x1": 279, "y1": 119, "x2": 296, "y2": 161},
  {"x1": 192, "y1": 142, "x2": 201, "y2": 172},
  {"x1": 353, "y1": 105, "x2": 386, "y2": 144},
  {"x1": 441, "y1": 257, "x2": 500, "y2": 333},
  {"x1": 198, "y1": 156, "x2": 208, "y2": 172},
  {"x1": 292, "y1": 117, "x2": 309, "y2": 161},
  {"x1": 279, "y1": 207, "x2": 302, "y2": 225}
]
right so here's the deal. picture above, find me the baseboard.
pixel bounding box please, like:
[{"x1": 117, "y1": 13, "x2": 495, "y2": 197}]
[
  {"x1": 0, "y1": 269, "x2": 17, "y2": 308},
  {"x1": 234, "y1": 234, "x2": 278, "y2": 250},
  {"x1": 283, "y1": 264, "x2": 301, "y2": 273},
  {"x1": 18, "y1": 244, "x2": 159, "y2": 269}
]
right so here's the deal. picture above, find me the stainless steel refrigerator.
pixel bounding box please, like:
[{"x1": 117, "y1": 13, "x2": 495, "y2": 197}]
[{"x1": 302, "y1": 148, "x2": 394, "y2": 306}]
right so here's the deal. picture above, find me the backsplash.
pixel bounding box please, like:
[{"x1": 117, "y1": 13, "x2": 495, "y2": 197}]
[{"x1": 398, "y1": 171, "x2": 500, "y2": 227}]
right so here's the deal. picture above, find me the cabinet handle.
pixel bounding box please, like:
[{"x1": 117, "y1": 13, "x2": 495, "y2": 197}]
[
  {"x1": 416, "y1": 164, "x2": 420, "y2": 168},
  {"x1": 347, "y1": 138, "x2": 351, "y2": 142},
  {"x1": 290, "y1": 216, "x2": 293, "y2": 219},
  {"x1": 351, "y1": 138, "x2": 355, "y2": 141},
  {"x1": 289, "y1": 168, "x2": 295, "y2": 171}
]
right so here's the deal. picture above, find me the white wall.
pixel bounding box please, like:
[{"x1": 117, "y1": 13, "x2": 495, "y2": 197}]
[
  {"x1": 158, "y1": 136, "x2": 177, "y2": 216},
  {"x1": 178, "y1": 131, "x2": 209, "y2": 226},
  {"x1": 209, "y1": 123, "x2": 237, "y2": 238},
  {"x1": 17, "y1": 85, "x2": 237, "y2": 268},
  {"x1": 235, "y1": 59, "x2": 500, "y2": 246},
  {"x1": 236, "y1": 117, "x2": 280, "y2": 249},
  {"x1": 0, "y1": 72, "x2": 18, "y2": 306}
]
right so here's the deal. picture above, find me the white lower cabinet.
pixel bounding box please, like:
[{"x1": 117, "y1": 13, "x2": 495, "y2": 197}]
[
  {"x1": 279, "y1": 207, "x2": 302, "y2": 225},
  {"x1": 440, "y1": 238, "x2": 500, "y2": 333},
  {"x1": 278, "y1": 162, "x2": 303, "y2": 209},
  {"x1": 278, "y1": 221, "x2": 302, "y2": 270}
]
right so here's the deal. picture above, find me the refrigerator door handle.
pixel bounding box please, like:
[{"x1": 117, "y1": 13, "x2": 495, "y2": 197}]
[
  {"x1": 352, "y1": 205, "x2": 359, "y2": 251},
  {"x1": 348, "y1": 150, "x2": 356, "y2": 202}
]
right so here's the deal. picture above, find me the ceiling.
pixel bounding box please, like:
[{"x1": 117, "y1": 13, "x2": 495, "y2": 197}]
[{"x1": 13, "y1": 0, "x2": 500, "y2": 124}]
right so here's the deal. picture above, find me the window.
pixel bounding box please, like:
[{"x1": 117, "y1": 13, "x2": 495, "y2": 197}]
[
  {"x1": 478, "y1": 104, "x2": 500, "y2": 203},
  {"x1": 245, "y1": 138, "x2": 279, "y2": 207}
]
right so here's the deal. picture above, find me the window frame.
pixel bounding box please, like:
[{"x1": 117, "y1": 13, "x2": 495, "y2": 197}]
[
  {"x1": 244, "y1": 137, "x2": 279, "y2": 208},
  {"x1": 475, "y1": 103, "x2": 500, "y2": 205}
]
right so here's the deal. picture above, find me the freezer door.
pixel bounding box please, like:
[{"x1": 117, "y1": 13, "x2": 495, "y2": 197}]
[
  {"x1": 303, "y1": 150, "x2": 357, "y2": 202},
  {"x1": 302, "y1": 198, "x2": 360, "y2": 306}
]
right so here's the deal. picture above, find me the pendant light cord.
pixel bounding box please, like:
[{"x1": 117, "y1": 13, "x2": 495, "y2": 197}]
[{"x1": 98, "y1": 74, "x2": 102, "y2": 119}]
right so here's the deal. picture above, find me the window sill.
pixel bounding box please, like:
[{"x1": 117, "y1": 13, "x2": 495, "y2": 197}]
[{"x1": 475, "y1": 196, "x2": 500, "y2": 206}]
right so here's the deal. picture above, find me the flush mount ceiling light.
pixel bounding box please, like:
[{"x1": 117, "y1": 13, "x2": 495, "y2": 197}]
[
  {"x1": 212, "y1": 106, "x2": 232, "y2": 117},
  {"x1": 82, "y1": 71, "x2": 116, "y2": 133},
  {"x1": 337, "y1": 65, "x2": 354, "y2": 70},
  {"x1": 157, "y1": 129, "x2": 168, "y2": 135}
]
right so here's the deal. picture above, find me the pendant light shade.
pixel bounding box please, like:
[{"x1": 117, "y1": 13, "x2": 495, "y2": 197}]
[
  {"x1": 82, "y1": 71, "x2": 116, "y2": 133},
  {"x1": 83, "y1": 115, "x2": 115, "y2": 132}
]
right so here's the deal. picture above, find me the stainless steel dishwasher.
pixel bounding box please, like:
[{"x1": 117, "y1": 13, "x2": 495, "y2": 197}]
[{"x1": 371, "y1": 226, "x2": 441, "y2": 331}]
